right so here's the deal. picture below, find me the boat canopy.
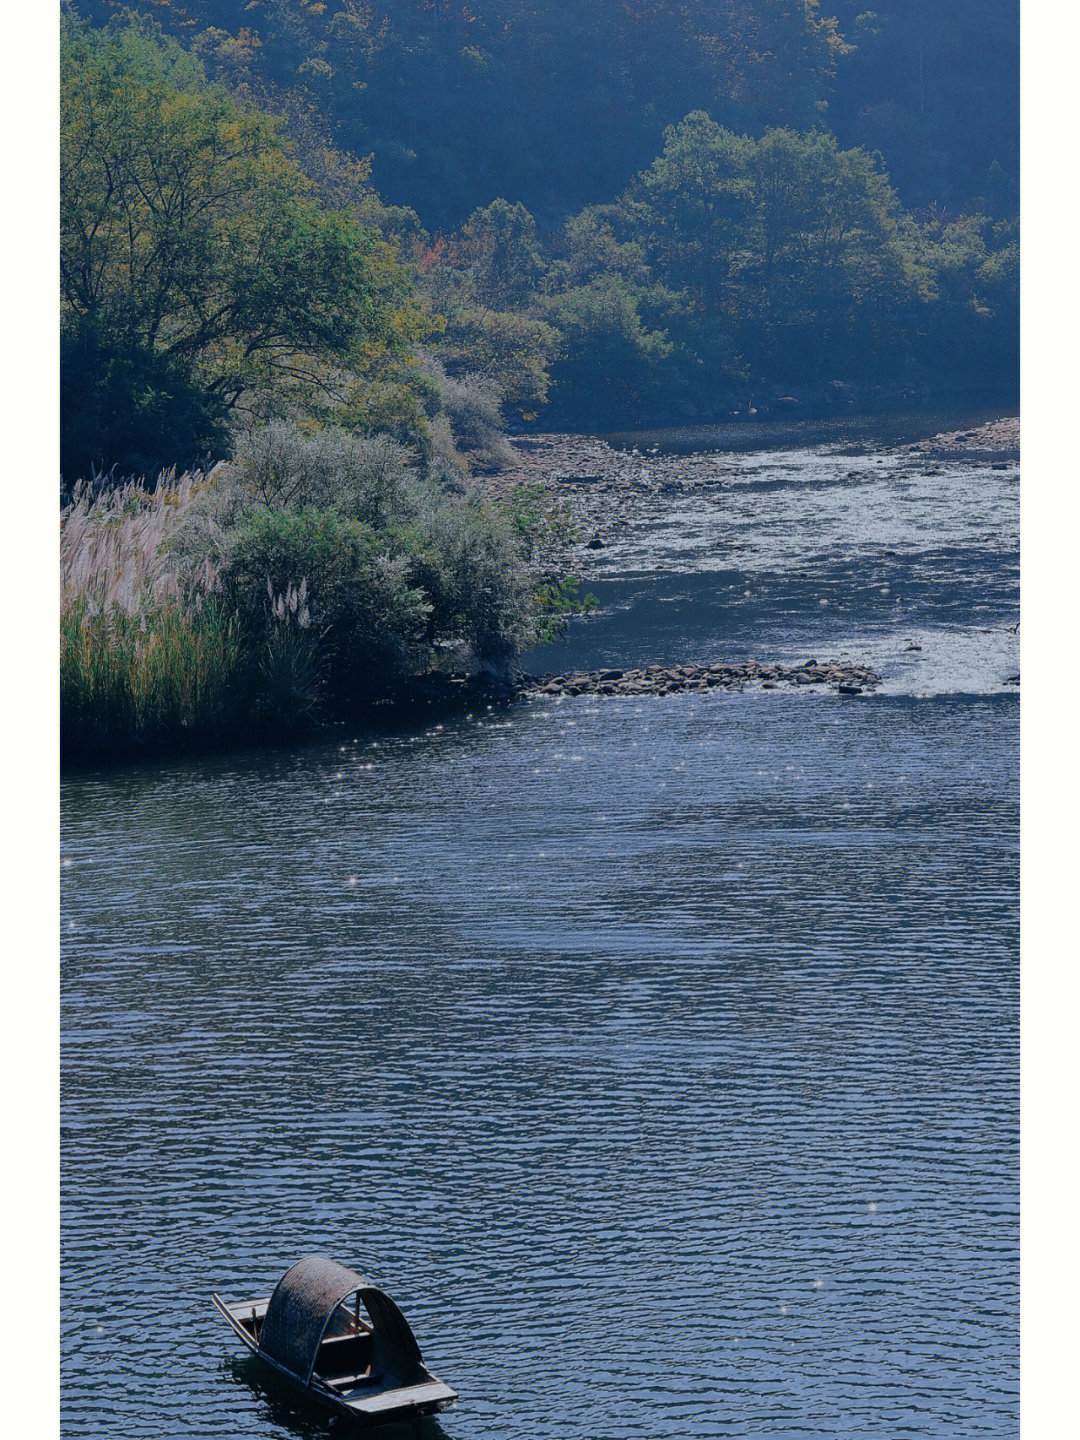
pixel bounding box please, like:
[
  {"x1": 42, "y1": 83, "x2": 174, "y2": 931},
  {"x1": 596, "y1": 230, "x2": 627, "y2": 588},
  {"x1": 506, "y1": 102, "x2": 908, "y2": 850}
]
[{"x1": 258, "y1": 1255, "x2": 424, "y2": 1385}]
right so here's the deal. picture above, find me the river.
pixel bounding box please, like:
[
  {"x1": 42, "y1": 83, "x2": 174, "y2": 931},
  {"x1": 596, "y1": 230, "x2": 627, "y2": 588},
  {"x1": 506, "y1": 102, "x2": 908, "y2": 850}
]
[{"x1": 61, "y1": 420, "x2": 1019, "y2": 1439}]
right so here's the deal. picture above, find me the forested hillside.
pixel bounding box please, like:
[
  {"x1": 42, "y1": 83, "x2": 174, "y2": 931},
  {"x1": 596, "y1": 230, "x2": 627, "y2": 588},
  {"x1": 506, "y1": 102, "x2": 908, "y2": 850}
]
[
  {"x1": 76, "y1": 1, "x2": 1017, "y2": 228},
  {"x1": 63, "y1": 1, "x2": 1018, "y2": 462}
]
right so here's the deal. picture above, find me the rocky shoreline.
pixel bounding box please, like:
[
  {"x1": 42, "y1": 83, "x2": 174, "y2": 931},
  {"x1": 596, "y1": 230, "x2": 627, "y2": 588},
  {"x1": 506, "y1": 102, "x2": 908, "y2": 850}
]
[
  {"x1": 371, "y1": 413, "x2": 1014, "y2": 721},
  {"x1": 483, "y1": 415, "x2": 1019, "y2": 578},
  {"x1": 370, "y1": 657, "x2": 881, "y2": 717},
  {"x1": 489, "y1": 416, "x2": 1018, "y2": 497},
  {"x1": 523, "y1": 658, "x2": 879, "y2": 698},
  {"x1": 906, "y1": 416, "x2": 1019, "y2": 463}
]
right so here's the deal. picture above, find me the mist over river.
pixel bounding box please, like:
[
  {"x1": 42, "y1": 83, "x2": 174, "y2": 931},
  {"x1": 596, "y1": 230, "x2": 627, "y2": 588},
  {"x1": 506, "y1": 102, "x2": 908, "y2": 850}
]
[{"x1": 61, "y1": 421, "x2": 1018, "y2": 1439}]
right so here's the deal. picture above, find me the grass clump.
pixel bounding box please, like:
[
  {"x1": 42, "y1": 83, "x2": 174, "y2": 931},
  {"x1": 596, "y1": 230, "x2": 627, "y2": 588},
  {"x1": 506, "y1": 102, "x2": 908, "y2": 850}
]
[
  {"x1": 61, "y1": 598, "x2": 249, "y2": 755},
  {"x1": 60, "y1": 472, "x2": 268, "y2": 755}
]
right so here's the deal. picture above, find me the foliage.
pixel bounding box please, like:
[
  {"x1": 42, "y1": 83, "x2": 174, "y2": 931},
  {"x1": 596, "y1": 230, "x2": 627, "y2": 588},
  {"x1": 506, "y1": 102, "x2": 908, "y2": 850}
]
[
  {"x1": 61, "y1": 318, "x2": 230, "y2": 484},
  {"x1": 830, "y1": 2, "x2": 1018, "y2": 214},
  {"x1": 60, "y1": 472, "x2": 256, "y2": 753},
  {"x1": 223, "y1": 504, "x2": 430, "y2": 697},
  {"x1": 918, "y1": 215, "x2": 1019, "y2": 379},
  {"x1": 60, "y1": 429, "x2": 562, "y2": 756},
  {"x1": 75, "y1": 1, "x2": 1015, "y2": 228},
  {"x1": 500, "y1": 482, "x2": 597, "y2": 643},
  {"x1": 540, "y1": 277, "x2": 677, "y2": 429},
  {"x1": 436, "y1": 309, "x2": 558, "y2": 424},
  {"x1": 412, "y1": 111, "x2": 1014, "y2": 426},
  {"x1": 61, "y1": 596, "x2": 251, "y2": 755},
  {"x1": 65, "y1": 5, "x2": 1017, "y2": 437},
  {"x1": 230, "y1": 421, "x2": 414, "y2": 525},
  {"x1": 222, "y1": 420, "x2": 537, "y2": 671},
  {"x1": 431, "y1": 369, "x2": 514, "y2": 472},
  {"x1": 61, "y1": 7, "x2": 400, "y2": 478},
  {"x1": 625, "y1": 117, "x2": 923, "y2": 387},
  {"x1": 453, "y1": 200, "x2": 546, "y2": 310},
  {"x1": 409, "y1": 487, "x2": 532, "y2": 666}
]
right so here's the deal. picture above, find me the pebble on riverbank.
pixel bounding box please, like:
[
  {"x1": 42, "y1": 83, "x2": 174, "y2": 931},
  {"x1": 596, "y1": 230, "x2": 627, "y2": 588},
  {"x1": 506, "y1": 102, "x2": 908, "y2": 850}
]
[{"x1": 487, "y1": 416, "x2": 1019, "y2": 504}]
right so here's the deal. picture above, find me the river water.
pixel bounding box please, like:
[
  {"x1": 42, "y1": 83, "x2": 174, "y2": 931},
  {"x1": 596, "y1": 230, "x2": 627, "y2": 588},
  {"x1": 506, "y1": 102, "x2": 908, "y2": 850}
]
[{"x1": 61, "y1": 424, "x2": 1019, "y2": 1439}]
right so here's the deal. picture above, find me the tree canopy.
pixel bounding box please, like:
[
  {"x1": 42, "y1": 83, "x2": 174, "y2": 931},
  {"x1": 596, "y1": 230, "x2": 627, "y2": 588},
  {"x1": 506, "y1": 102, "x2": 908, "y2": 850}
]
[
  {"x1": 61, "y1": 8, "x2": 404, "y2": 478},
  {"x1": 75, "y1": 1, "x2": 1017, "y2": 229},
  {"x1": 62, "y1": 4, "x2": 1018, "y2": 453}
]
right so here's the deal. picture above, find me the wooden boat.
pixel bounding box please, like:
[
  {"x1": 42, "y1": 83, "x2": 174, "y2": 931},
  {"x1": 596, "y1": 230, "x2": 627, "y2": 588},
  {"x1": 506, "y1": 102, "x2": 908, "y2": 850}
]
[{"x1": 212, "y1": 1255, "x2": 457, "y2": 1425}]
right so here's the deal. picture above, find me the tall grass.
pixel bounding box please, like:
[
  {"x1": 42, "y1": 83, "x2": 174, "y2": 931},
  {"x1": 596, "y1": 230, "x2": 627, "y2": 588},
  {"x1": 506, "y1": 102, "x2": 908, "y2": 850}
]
[
  {"x1": 60, "y1": 597, "x2": 249, "y2": 754},
  {"x1": 61, "y1": 472, "x2": 260, "y2": 756},
  {"x1": 61, "y1": 470, "x2": 218, "y2": 613}
]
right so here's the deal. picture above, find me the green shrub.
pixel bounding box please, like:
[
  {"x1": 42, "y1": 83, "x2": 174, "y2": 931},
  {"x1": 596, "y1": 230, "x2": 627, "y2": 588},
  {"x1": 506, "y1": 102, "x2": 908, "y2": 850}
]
[
  {"x1": 434, "y1": 369, "x2": 513, "y2": 471},
  {"x1": 541, "y1": 277, "x2": 676, "y2": 428},
  {"x1": 229, "y1": 421, "x2": 416, "y2": 527},
  {"x1": 223, "y1": 506, "x2": 430, "y2": 700},
  {"x1": 410, "y1": 489, "x2": 530, "y2": 665},
  {"x1": 60, "y1": 419, "x2": 569, "y2": 758}
]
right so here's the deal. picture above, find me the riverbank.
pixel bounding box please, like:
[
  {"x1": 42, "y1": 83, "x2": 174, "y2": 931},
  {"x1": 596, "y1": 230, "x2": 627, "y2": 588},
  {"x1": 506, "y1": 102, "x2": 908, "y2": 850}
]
[
  {"x1": 64, "y1": 414, "x2": 1014, "y2": 763},
  {"x1": 496, "y1": 415, "x2": 1017, "y2": 486},
  {"x1": 490, "y1": 414, "x2": 1019, "y2": 546},
  {"x1": 62, "y1": 654, "x2": 882, "y2": 766}
]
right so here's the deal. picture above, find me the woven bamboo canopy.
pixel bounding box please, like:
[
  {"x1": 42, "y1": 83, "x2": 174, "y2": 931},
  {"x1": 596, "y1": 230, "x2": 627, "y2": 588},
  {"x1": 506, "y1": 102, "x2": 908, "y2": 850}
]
[{"x1": 258, "y1": 1255, "x2": 424, "y2": 1384}]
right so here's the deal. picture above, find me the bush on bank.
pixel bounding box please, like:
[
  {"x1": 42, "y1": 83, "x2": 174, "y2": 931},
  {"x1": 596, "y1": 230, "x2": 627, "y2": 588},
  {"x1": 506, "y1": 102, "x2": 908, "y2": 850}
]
[{"x1": 61, "y1": 424, "x2": 567, "y2": 760}]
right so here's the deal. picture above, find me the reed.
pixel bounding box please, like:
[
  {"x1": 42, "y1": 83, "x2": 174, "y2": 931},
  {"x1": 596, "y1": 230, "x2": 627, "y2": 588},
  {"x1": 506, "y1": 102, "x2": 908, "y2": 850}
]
[
  {"x1": 60, "y1": 472, "x2": 254, "y2": 756},
  {"x1": 61, "y1": 470, "x2": 219, "y2": 614},
  {"x1": 60, "y1": 597, "x2": 249, "y2": 754}
]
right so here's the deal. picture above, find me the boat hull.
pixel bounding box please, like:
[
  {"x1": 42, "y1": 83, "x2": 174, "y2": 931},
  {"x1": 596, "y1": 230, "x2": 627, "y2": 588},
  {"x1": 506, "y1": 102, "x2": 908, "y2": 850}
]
[{"x1": 212, "y1": 1293, "x2": 457, "y2": 1426}]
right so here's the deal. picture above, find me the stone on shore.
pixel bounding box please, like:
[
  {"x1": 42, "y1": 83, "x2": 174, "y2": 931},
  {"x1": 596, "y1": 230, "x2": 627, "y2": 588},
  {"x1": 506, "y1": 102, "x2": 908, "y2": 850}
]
[{"x1": 518, "y1": 658, "x2": 880, "y2": 700}]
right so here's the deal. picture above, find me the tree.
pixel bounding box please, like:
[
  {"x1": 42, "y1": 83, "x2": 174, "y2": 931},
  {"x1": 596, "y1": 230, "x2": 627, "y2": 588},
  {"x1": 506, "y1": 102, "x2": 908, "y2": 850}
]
[
  {"x1": 626, "y1": 113, "x2": 925, "y2": 390},
  {"x1": 541, "y1": 276, "x2": 676, "y2": 429},
  {"x1": 60, "y1": 9, "x2": 397, "y2": 478},
  {"x1": 453, "y1": 199, "x2": 545, "y2": 310},
  {"x1": 437, "y1": 310, "x2": 558, "y2": 422}
]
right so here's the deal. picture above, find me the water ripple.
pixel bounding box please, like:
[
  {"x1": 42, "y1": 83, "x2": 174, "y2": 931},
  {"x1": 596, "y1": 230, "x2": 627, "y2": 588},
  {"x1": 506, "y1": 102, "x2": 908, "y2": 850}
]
[{"x1": 62, "y1": 694, "x2": 1017, "y2": 1439}]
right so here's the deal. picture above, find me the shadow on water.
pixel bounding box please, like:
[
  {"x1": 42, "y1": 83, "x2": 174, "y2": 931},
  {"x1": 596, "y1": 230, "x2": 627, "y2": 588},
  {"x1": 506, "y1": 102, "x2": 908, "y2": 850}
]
[{"x1": 226, "y1": 1357, "x2": 451, "y2": 1440}]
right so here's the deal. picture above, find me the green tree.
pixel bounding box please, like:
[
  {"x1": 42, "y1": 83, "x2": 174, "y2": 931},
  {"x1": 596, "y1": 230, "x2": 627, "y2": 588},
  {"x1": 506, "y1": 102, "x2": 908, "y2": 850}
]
[
  {"x1": 541, "y1": 277, "x2": 677, "y2": 429},
  {"x1": 918, "y1": 215, "x2": 1019, "y2": 379},
  {"x1": 453, "y1": 199, "x2": 545, "y2": 310},
  {"x1": 627, "y1": 114, "x2": 925, "y2": 391},
  {"x1": 735, "y1": 127, "x2": 924, "y2": 382},
  {"x1": 60, "y1": 9, "x2": 398, "y2": 478},
  {"x1": 437, "y1": 309, "x2": 558, "y2": 422}
]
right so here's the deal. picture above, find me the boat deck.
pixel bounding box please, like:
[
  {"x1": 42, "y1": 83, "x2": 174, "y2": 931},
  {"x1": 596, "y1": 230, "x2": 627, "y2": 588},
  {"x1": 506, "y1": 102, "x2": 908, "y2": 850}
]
[{"x1": 345, "y1": 1380, "x2": 457, "y2": 1416}]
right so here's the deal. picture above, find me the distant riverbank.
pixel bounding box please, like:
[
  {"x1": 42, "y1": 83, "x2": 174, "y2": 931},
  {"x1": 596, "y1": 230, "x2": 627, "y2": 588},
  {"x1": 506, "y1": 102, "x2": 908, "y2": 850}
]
[
  {"x1": 489, "y1": 413, "x2": 1019, "y2": 570},
  {"x1": 493, "y1": 414, "x2": 1018, "y2": 494}
]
